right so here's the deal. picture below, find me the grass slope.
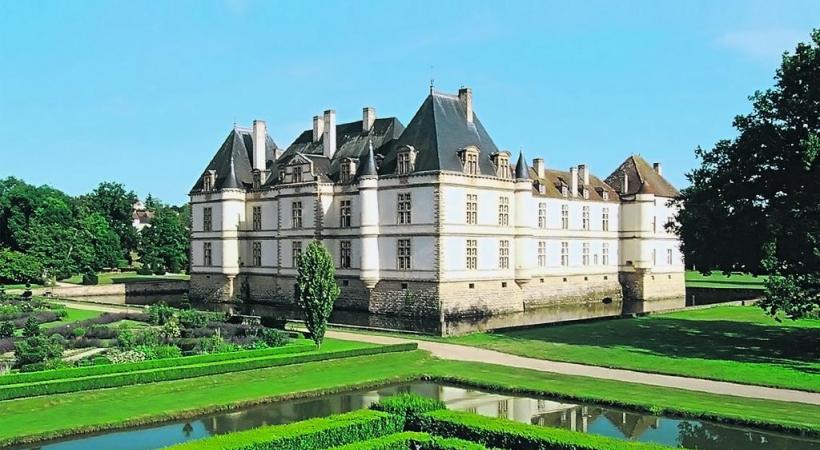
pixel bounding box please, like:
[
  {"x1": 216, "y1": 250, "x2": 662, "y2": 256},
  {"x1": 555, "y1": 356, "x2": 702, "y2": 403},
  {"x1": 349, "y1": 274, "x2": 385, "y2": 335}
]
[
  {"x1": 685, "y1": 270, "x2": 767, "y2": 289},
  {"x1": 444, "y1": 305, "x2": 820, "y2": 392},
  {"x1": 61, "y1": 272, "x2": 190, "y2": 285},
  {"x1": 1, "y1": 350, "x2": 818, "y2": 446},
  {"x1": 42, "y1": 307, "x2": 103, "y2": 329}
]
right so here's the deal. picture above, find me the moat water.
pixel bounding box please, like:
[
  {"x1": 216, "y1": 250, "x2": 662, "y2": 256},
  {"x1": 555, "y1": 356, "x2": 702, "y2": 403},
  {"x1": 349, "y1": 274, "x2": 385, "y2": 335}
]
[{"x1": 16, "y1": 382, "x2": 819, "y2": 450}]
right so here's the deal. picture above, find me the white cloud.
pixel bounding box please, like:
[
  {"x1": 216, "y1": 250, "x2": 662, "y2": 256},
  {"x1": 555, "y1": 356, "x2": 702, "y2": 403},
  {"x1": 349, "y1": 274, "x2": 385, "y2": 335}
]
[{"x1": 716, "y1": 28, "x2": 806, "y2": 63}]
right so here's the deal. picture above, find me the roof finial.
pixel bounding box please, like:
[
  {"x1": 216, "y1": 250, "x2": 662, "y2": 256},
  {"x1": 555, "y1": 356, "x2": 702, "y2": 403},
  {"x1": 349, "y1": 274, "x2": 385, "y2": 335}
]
[{"x1": 429, "y1": 65, "x2": 435, "y2": 94}]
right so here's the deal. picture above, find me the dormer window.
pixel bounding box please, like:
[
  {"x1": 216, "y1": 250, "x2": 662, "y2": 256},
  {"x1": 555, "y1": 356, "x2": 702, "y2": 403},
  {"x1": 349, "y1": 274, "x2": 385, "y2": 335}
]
[
  {"x1": 491, "y1": 152, "x2": 511, "y2": 179},
  {"x1": 252, "y1": 170, "x2": 262, "y2": 190},
  {"x1": 458, "y1": 146, "x2": 480, "y2": 175},
  {"x1": 292, "y1": 167, "x2": 303, "y2": 183},
  {"x1": 396, "y1": 145, "x2": 417, "y2": 175},
  {"x1": 583, "y1": 188, "x2": 589, "y2": 199},
  {"x1": 203, "y1": 170, "x2": 216, "y2": 191},
  {"x1": 278, "y1": 169, "x2": 285, "y2": 182},
  {"x1": 603, "y1": 191, "x2": 609, "y2": 201},
  {"x1": 340, "y1": 158, "x2": 356, "y2": 183},
  {"x1": 561, "y1": 185, "x2": 569, "y2": 197}
]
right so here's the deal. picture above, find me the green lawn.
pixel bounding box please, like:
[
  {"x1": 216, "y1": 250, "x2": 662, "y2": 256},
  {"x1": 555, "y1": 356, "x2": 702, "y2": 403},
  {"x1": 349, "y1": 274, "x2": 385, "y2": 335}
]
[
  {"x1": 42, "y1": 307, "x2": 104, "y2": 329},
  {"x1": 444, "y1": 305, "x2": 820, "y2": 392},
  {"x1": 0, "y1": 350, "x2": 818, "y2": 446},
  {"x1": 685, "y1": 270, "x2": 767, "y2": 289},
  {"x1": 61, "y1": 272, "x2": 190, "y2": 285}
]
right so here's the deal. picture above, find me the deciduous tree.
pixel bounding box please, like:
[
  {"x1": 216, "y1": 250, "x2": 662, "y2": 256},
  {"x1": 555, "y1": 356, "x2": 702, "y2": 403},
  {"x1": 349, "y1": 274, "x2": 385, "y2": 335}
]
[{"x1": 295, "y1": 241, "x2": 340, "y2": 347}]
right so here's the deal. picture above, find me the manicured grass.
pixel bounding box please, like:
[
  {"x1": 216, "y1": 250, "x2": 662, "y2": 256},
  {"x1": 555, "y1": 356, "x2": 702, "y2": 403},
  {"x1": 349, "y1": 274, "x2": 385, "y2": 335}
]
[
  {"x1": 41, "y1": 307, "x2": 103, "y2": 329},
  {"x1": 443, "y1": 305, "x2": 820, "y2": 392},
  {"x1": 0, "y1": 350, "x2": 818, "y2": 446},
  {"x1": 60, "y1": 272, "x2": 190, "y2": 285},
  {"x1": 685, "y1": 270, "x2": 767, "y2": 289},
  {"x1": 1, "y1": 283, "x2": 42, "y2": 290}
]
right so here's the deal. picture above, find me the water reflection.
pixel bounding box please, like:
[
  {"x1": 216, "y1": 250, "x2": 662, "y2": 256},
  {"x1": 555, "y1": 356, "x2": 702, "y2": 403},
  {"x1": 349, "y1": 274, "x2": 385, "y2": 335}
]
[{"x1": 20, "y1": 383, "x2": 819, "y2": 450}]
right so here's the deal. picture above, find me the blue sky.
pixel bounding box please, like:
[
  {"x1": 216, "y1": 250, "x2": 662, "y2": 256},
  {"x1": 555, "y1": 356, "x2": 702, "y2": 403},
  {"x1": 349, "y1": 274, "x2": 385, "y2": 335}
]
[{"x1": 1, "y1": 0, "x2": 817, "y2": 204}]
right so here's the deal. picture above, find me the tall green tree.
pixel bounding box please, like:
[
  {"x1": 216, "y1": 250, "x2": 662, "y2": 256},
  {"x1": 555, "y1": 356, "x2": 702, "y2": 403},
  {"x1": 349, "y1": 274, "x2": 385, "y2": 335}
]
[
  {"x1": 295, "y1": 241, "x2": 340, "y2": 347},
  {"x1": 672, "y1": 30, "x2": 820, "y2": 319},
  {"x1": 138, "y1": 206, "x2": 189, "y2": 273},
  {"x1": 81, "y1": 182, "x2": 138, "y2": 259}
]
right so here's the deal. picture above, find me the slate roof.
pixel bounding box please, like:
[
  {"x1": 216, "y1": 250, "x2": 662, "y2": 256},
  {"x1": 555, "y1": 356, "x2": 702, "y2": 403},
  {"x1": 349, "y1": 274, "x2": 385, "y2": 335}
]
[
  {"x1": 530, "y1": 167, "x2": 619, "y2": 202},
  {"x1": 378, "y1": 91, "x2": 501, "y2": 175},
  {"x1": 605, "y1": 155, "x2": 680, "y2": 198},
  {"x1": 273, "y1": 117, "x2": 404, "y2": 184},
  {"x1": 190, "y1": 128, "x2": 279, "y2": 192}
]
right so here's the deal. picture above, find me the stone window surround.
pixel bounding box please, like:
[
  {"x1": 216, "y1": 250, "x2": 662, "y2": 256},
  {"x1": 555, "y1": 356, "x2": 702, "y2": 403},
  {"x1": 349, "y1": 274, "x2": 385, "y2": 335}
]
[
  {"x1": 340, "y1": 240, "x2": 352, "y2": 269},
  {"x1": 397, "y1": 239, "x2": 411, "y2": 270},
  {"x1": 203, "y1": 207, "x2": 213, "y2": 232},
  {"x1": 291, "y1": 201, "x2": 303, "y2": 229}
]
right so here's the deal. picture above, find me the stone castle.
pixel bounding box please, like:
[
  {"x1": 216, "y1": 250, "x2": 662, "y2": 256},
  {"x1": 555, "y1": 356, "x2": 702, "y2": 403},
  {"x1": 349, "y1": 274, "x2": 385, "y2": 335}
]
[{"x1": 188, "y1": 87, "x2": 685, "y2": 325}]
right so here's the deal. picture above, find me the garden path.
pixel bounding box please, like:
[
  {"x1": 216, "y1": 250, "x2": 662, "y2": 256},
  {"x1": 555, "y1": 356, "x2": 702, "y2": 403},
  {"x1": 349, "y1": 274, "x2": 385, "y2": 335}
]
[{"x1": 327, "y1": 330, "x2": 820, "y2": 406}]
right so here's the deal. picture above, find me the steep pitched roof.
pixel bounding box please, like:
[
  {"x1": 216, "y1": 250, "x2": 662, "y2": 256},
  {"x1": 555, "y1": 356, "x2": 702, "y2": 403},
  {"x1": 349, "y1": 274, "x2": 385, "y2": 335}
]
[
  {"x1": 605, "y1": 155, "x2": 680, "y2": 198},
  {"x1": 190, "y1": 128, "x2": 279, "y2": 192},
  {"x1": 358, "y1": 141, "x2": 378, "y2": 177},
  {"x1": 378, "y1": 91, "x2": 500, "y2": 175},
  {"x1": 274, "y1": 117, "x2": 404, "y2": 184},
  {"x1": 515, "y1": 151, "x2": 530, "y2": 179},
  {"x1": 530, "y1": 167, "x2": 619, "y2": 202}
]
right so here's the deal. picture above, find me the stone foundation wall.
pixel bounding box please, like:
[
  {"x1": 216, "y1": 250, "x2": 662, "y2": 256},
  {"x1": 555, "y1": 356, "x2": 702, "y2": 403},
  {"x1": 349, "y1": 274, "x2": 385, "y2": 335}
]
[
  {"x1": 522, "y1": 274, "x2": 623, "y2": 309},
  {"x1": 189, "y1": 273, "x2": 234, "y2": 302},
  {"x1": 620, "y1": 269, "x2": 686, "y2": 314},
  {"x1": 239, "y1": 274, "x2": 371, "y2": 311},
  {"x1": 369, "y1": 280, "x2": 440, "y2": 317},
  {"x1": 439, "y1": 280, "x2": 523, "y2": 318}
]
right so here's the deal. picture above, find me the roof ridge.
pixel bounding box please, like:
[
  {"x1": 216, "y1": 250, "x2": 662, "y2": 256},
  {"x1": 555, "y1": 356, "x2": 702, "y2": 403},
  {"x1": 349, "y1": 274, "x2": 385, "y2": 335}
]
[{"x1": 428, "y1": 94, "x2": 442, "y2": 171}]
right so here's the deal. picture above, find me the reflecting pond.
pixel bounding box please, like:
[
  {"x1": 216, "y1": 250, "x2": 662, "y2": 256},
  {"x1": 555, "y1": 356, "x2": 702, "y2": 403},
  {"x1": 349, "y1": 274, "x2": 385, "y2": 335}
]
[{"x1": 16, "y1": 382, "x2": 819, "y2": 450}]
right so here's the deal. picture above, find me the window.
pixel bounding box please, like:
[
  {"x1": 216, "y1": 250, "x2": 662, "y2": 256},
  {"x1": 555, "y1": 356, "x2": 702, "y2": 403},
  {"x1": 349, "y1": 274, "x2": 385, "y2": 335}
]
[
  {"x1": 602, "y1": 243, "x2": 610, "y2": 265},
  {"x1": 252, "y1": 241, "x2": 262, "y2": 267},
  {"x1": 561, "y1": 185, "x2": 568, "y2": 197},
  {"x1": 466, "y1": 194, "x2": 478, "y2": 225},
  {"x1": 340, "y1": 240, "x2": 351, "y2": 269},
  {"x1": 492, "y1": 153, "x2": 511, "y2": 179},
  {"x1": 203, "y1": 242, "x2": 212, "y2": 266},
  {"x1": 340, "y1": 159, "x2": 354, "y2": 183},
  {"x1": 397, "y1": 193, "x2": 412, "y2": 224},
  {"x1": 561, "y1": 241, "x2": 569, "y2": 266},
  {"x1": 561, "y1": 204, "x2": 569, "y2": 230},
  {"x1": 652, "y1": 249, "x2": 657, "y2": 266},
  {"x1": 603, "y1": 191, "x2": 609, "y2": 201},
  {"x1": 252, "y1": 206, "x2": 262, "y2": 231},
  {"x1": 498, "y1": 196, "x2": 509, "y2": 226},
  {"x1": 602, "y1": 207, "x2": 610, "y2": 231},
  {"x1": 397, "y1": 147, "x2": 417, "y2": 175},
  {"x1": 292, "y1": 167, "x2": 303, "y2": 183},
  {"x1": 397, "y1": 239, "x2": 411, "y2": 270},
  {"x1": 292, "y1": 241, "x2": 302, "y2": 267},
  {"x1": 538, "y1": 241, "x2": 547, "y2": 267},
  {"x1": 398, "y1": 152, "x2": 410, "y2": 174},
  {"x1": 291, "y1": 201, "x2": 303, "y2": 229},
  {"x1": 466, "y1": 239, "x2": 477, "y2": 270},
  {"x1": 340, "y1": 200, "x2": 351, "y2": 228},
  {"x1": 583, "y1": 188, "x2": 589, "y2": 199},
  {"x1": 667, "y1": 248, "x2": 673, "y2": 265},
  {"x1": 538, "y1": 202, "x2": 547, "y2": 229},
  {"x1": 582, "y1": 206, "x2": 590, "y2": 230},
  {"x1": 652, "y1": 216, "x2": 657, "y2": 233},
  {"x1": 203, "y1": 170, "x2": 215, "y2": 191},
  {"x1": 498, "y1": 240, "x2": 510, "y2": 269},
  {"x1": 582, "y1": 242, "x2": 590, "y2": 266},
  {"x1": 203, "y1": 207, "x2": 212, "y2": 232},
  {"x1": 459, "y1": 147, "x2": 480, "y2": 175},
  {"x1": 252, "y1": 170, "x2": 262, "y2": 189}
]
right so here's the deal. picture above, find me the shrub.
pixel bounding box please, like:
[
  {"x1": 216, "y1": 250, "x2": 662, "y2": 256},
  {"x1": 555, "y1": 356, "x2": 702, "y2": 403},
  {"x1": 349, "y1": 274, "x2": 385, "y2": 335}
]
[
  {"x1": 296, "y1": 241, "x2": 340, "y2": 348},
  {"x1": 147, "y1": 302, "x2": 175, "y2": 325},
  {"x1": 0, "y1": 337, "x2": 14, "y2": 353},
  {"x1": 72, "y1": 327, "x2": 87, "y2": 338},
  {"x1": 136, "y1": 265, "x2": 153, "y2": 276},
  {"x1": 108, "y1": 350, "x2": 147, "y2": 364},
  {"x1": 85, "y1": 325, "x2": 117, "y2": 340},
  {"x1": 372, "y1": 394, "x2": 446, "y2": 429},
  {"x1": 14, "y1": 335, "x2": 63, "y2": 368},
  {"x1": 92, "y1": 356, "x2": 112, "y2": 365},
  {"x1": 178, "y1": 309, "x2": 223, "y2": 328},
  {"x1": 22, "y1": 317, "x2": 40, "y2": 337},
  {"x1": 0, "y1": 250, "x2": 43, "y2": 285},
  {"x1": 164, "y1": 409, "x2": 403, "y2": 450},
  {"x1": 81, "y1": 268, "x2": 99, "y2": 286},
  {"x1": 161, "y1": 316, "x2": 181, "y2": 339},
  {"x1": 330, "y1": 432, "x2": 491, "y2": 450},
  {"x1": 0, "y1": 322, "x2": 13, "y2": 338},
  {"x1": 153, "y1": 265, "x2": 167, "y2": 276},
  {"x1": 116, "y1": 328, "x2": 136, "y2": 349},
  {"x1": 258, "y1": 328, "x2": 291, "y2": 348},
  {"x1": 136, "y1": 344, "x2": 182, "y2": 360}
]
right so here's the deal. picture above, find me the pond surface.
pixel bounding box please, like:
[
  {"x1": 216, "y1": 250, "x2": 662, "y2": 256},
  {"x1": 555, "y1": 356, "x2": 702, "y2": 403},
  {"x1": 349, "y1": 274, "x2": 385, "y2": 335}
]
[{"x1": 16, "y1": 382, "x2": 819, "y2": 450}]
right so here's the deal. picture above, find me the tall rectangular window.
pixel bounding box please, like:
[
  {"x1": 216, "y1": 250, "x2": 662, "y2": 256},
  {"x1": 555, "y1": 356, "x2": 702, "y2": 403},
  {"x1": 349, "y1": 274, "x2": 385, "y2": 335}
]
[
  {"x1": 203, "y1": 242, "x2": 212, "y2": 266},
  {"x1": 667, "y1": 248, "x2": 674, "y2": 265},
  {"x1": 340, "y1": 160, "x2": 353, "y2": 183},
  {"x1": 602, "y1": 243, "x2": 610, "y2": 265},
  {"x1": 292, "y1": 241, "x2": 302, "y2": 267},
  {"x1": 561, "y1": 241, "x2": 569, "y2": 266},
  {"x1": 292, "y1": 201, "x2": 303, "y2": 229},
  {"x1": 292, "y1": 168, "x2": 302, "y2": 183},
  {"x1": 466, "y1": 152, "x2": 478, "y2": 175},
  {"x1": 466, "y1": 239, "x2": 478, "y2": 270},
  {"x1": 203, "y1": 207, "x2": 212, "y2": 232},
  {"x1": 397, "y1": 239, "x2": 411, "y2": 270},
  {"x1": 582, "y1": 206, "x2": 590, "y2": 231},
  {"x1": 498, "y1": 240, "x2": 510, "y2": 269},
  {"x1": 561, "y1": 204, "x2": 569, "y2": 230},
  {"x1": 602, "y1": 207, "x2": 610, "y2": 231},
  {"x1": 538, "y1": 202, "x2": 547, "y2": 229},
  {"x1": 498, "y1": 196, "x2": 509, "y2": 226},
  {"x1": 397, "y1": 152, "x2": 411, "y2": 175},
  {"x1": 340, "y1": 200, "x2": 351, "y2": 228},
  {"x1": 252, "y1": 241, "x2": 262, "y2": 267},
  {"x1": 538, "y1": 241, "x2": 547, "y2": 267},
  {"x1": 466, "y1": 194, "x2": 478, "y2": 225},
  {"x1": 340, "y1": 240, "x2": 351, "y2": 269},
  {"x1": 397, "y1": 193, "x2": 412, "y2": 224},
  {"x1": 582, "y1": 242, "x2": 590, "y2": 266},
  {"x1": 252, "y1": 206, "x2": 262, "y2": 231}
]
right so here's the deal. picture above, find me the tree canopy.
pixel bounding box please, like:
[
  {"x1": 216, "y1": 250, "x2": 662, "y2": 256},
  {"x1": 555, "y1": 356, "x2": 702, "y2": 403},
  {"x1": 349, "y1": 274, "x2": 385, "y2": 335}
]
[
  {"x1": 295, "y1": 241, "x2": 340, "y2": 347},
  {"x1": 673, "y1": 30, "x2": 819, "y2": 319}
]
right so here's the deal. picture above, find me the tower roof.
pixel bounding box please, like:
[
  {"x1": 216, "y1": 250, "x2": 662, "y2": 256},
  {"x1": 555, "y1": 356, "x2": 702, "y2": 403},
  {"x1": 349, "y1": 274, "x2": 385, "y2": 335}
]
[
  {"x1": 190, "y1": 128, "x2": 279, "y2": 193},
  {"x1": 605, "y1": 155, "x2": 679, "y2": 197},
  {"x1": 515, "y1": 151, "x2": 530, "y2": 179}
]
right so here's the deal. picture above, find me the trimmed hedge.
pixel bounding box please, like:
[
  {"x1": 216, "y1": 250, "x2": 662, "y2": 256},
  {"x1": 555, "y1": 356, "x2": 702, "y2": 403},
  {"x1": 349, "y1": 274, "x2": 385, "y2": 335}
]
[
  {"x1": 0, "y1": 343, "x2": 313, "y2": 386},
  {"x1": 330, "y1": 432, "x2": 493, "y2": 450},
  {"x1": 164, "y1": 409, "x2": 403, "y2": 450},
  {"x1": 370, "y1": 392, "x2": 446, "y2": 429},
  {"x1": 418, "y1": 410, "x2": 674, "y2": 450},
  {"x1": 0, "y1": 343, "x2": 417, "y2": 400}
]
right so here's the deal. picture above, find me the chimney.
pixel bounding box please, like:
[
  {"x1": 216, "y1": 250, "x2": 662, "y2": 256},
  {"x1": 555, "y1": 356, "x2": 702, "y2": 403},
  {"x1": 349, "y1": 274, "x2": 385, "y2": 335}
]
[
  {"x1": 362, "y1": 107, "x2": 376, "y2": 132},
  {"x1": 570, "y1": 166, "x2": 579, "y2": 197},
  {"x1": 312, "y1": 115, "x2": 324, "y2": 143},
  {"x1": 323, "y1": 109, "x2": 336, "y2": 159},
  {"x1": 653, "y1": 162, "x2": 662, "y2": 176},
  {"x1": 578, "y1": 164, "x2": 589, "y2": 185},
  {"x1": 458, "y1": 87, "x2": 473, "y2": 123},
  {"x1": 252, "y1": 120, "x2": 266, "y2": 171},
  {"x1": 622, "y1": 171, "x2": 629, "y2": 194},
  {"x1": 532, "y1": 158, "x2": 545, "y2": 178}
]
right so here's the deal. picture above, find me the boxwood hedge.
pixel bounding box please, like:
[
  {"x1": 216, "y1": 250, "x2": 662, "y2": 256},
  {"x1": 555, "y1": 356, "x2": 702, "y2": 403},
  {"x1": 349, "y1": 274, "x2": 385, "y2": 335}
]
[
  {"x1": 0, "y1": 343, "x2": 417, "y2": 400},
  {"x1": 330, "y1": 431, "x2": 493, "y2": 450},
  {"x1": 418, "y1": 410, "x2": 674, "y2": 450},
  {"x1": 163, "y1": 409, "x2": 403, "y2": 450}
]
